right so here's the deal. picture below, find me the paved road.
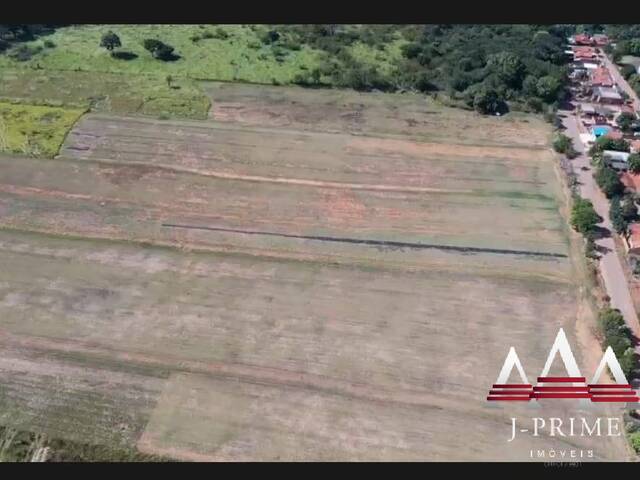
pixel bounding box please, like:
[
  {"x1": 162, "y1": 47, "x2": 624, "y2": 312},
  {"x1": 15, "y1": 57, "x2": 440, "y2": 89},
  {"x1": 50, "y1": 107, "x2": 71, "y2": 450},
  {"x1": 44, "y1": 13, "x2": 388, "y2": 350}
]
[
  {"x1": 601, "y1": 53, "x2": 640, "y2": 112},
  {"x1": 560, "y1": 111, "x2": 640, "y2": 346}
]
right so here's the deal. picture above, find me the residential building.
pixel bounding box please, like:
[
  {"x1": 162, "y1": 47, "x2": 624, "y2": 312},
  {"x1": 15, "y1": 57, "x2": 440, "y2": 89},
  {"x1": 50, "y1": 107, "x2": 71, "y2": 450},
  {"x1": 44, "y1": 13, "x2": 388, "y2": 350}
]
[
  {"x1": 593, "y1": 86, "x2": 624, "y2": 105},
  {"x1": 571, "y1": 34, "x2": 594, "y2": 46},
  {"x1": 603, "y1": 150, "x2": 631, "y2": 171},
  {"x1": 592, "y1": 34, "x2": 610, "y2": 47},
  {"x1": 591, "y1": 66, "x2": 614, "y2": 87}
]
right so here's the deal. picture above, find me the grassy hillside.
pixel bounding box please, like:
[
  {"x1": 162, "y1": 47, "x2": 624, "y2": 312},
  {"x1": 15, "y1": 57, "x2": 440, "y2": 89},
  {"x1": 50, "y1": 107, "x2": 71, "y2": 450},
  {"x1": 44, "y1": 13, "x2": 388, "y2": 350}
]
[{"x1": 0, "y1": 25, "x2": 324, "y2": 84}]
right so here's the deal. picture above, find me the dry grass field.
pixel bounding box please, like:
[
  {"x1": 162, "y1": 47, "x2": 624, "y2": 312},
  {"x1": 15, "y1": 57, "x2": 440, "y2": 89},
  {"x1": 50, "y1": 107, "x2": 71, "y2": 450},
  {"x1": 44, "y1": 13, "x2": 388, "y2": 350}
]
[{"x1": 0, "y1": 83, "x2": 630, "y2": 461}]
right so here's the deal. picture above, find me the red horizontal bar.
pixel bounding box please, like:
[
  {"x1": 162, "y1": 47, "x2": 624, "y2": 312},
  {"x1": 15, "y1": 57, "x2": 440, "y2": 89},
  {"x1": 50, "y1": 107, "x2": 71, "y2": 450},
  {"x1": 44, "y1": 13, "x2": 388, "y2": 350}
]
[
  {"x1": 590, "y1": 389, "x2": 634, "y2": 394},
  {"x1": 533, "y1": 386, "x2": 589, "y2": 392},
  {"x1": 531, "y1": 393, "x2": 591, "y2": 399},
  {"x1": 590, "y1": 390, "x2": 635, "y2": 398},
  {"x1": 591, "y1": 397, "x2": 639, "y2": 402},
  {"x1": 490, "y1": 390, "x2": 532, "y2": 395},
  {"x1": 537, "y1": 377, "x2": 586, "y2": 383},
  {"x1": 588, "y1": 384, "x2": 632, "y2": 389},
  {"x1": 489, "y1": 398, "x2": 533, "y2": 401},
  {"x1": 492, "y1": 384, "x2": 532, "y2": 388}
]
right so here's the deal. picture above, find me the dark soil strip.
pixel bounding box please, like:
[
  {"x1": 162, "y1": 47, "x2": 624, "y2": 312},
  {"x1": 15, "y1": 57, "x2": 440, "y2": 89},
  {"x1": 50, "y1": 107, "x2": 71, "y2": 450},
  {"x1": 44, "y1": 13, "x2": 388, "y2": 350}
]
[{"x1": 161, "y1": 223, "x2": 567, "y2": 259}]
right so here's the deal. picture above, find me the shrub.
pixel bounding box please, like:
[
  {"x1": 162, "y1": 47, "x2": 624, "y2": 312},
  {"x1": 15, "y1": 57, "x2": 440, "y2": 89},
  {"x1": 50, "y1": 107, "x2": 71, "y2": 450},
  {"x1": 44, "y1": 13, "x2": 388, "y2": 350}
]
[
  {"x1": 143, "y1": 39, "x2": 179, "y2": 61},
  {"x1": 8, "y1": 45, "x2": 42, "y2": 62},
  {"x1": 261, "y1": 30, "x2": 280, "y2": 44},
  {"x1": 628, "y1": 431, "x2": 640, "y2": 453},
  {"x1": 628, "y1": 153, "x2": 640, "y2": 174},
  {"x1": 553, "y1": 133, "x2": 578, "y2": 158},
  {"x1": 43, "y1": 39, "x2": 55, "y2": 49},
  {"x1": 213, "y1": 28, "x2": 229, "y2": 40}
]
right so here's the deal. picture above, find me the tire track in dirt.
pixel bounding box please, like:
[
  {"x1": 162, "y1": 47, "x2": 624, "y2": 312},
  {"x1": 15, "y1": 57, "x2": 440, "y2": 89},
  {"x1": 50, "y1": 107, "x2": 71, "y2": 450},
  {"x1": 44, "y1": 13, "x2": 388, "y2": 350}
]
[
  {"x1": 162, "y1": 223, "x2": 568, "y2": 259},
  {"x1": 54, "y1": 156, "x2": 478, "y2": 195}
]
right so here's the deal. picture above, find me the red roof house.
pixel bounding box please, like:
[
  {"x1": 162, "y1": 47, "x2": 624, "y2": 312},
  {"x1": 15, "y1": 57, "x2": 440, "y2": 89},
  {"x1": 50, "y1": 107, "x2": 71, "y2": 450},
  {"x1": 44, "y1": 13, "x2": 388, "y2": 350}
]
[
  {"x1": 605, "y1": 129, "x2": 624, "y2": 140},
  {"x1": 573, "y1": 46, "x2": 597, "y2": 61},
  {"x1": 573, "y1": 34, "x2": 593, "y2": 46},
  {"x1": 632, "y1": 140, "x2": 640, "y2": 154},
  {"x1": 591, "y1": 66, "x2": 614, "y2": 87}
]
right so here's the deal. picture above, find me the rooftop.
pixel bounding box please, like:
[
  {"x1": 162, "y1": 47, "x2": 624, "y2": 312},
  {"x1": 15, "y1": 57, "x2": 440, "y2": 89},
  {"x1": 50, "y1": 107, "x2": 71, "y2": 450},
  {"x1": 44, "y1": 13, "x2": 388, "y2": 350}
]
[
  {"x1": 603, "y1": 149, "x2": 630, "y2": 160},
  {"x1": 629, "y1": 223, "x2": 640, "y2": 247},
  {"x1": 622, "y1": 172, "x2": 640, "y2": 191},
  {"x1": 573, "y1": 34, "x2": 593, "y2": 45},
  {"x1": 605, "y1": 129, "x2": 624, "y2": 140},
  {"x1": 591, "y1": 66, "x2": 614, "y2": 87},
  {"x1": 594, "y1": 86, "x2": 623, "y2": 100}
]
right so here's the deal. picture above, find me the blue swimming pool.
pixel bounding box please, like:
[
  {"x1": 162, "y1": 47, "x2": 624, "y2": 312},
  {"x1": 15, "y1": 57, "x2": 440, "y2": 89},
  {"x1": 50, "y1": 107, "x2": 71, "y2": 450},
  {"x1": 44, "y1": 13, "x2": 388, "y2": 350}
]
[{"x1": 593, "y1": 125, "x2": 611, "y2": 137}]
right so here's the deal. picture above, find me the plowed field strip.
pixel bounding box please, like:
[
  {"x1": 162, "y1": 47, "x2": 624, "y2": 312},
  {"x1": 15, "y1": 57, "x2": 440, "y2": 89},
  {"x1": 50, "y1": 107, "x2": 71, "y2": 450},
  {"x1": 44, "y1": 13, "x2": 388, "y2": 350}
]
[{"x1": 0, "y1": 329, "x2": 494, "y2": 417}]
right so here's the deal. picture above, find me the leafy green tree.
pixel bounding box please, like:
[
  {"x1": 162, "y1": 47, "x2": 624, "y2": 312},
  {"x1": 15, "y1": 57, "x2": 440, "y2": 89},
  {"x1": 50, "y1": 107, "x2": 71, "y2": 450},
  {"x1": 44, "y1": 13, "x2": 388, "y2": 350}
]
[
  {"x1": 617, "y1": 112, "x2": 636, "y2": 132},
  {"x1": 595, "y1": 165, "x2": 625, "y2": 198},
  {"x1": 486, "y1": 51, "x2": 526, "y2": 89},
  {"x1": 571, "y1": 197, "x2": 601, "y2": 234},
  {"x1": 100, "y1": 31, "x2": 121, "y2": 52},
  {"x1": 629, "y1": 153, "x2": 640, "y2": 174},
  {"x1": 590, "y1": 136, "x2": 631, "y2": 155},
  {"x1": 622, "y1": 195, "x2": 639, "y2": 222},
  {"x1": 610, "y1": 197, "x2": 628, "y2": 234},
  {"x1": 536, "y1": 75, "x2": 562, "y2": 102}
]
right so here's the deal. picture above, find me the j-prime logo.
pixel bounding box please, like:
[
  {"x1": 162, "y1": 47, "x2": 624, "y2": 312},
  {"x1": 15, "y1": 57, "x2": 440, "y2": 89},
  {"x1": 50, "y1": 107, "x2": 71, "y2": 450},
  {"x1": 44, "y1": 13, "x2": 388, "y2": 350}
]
[{"x1": 487, "y1": 328, "x2": 639, "y2": 404}]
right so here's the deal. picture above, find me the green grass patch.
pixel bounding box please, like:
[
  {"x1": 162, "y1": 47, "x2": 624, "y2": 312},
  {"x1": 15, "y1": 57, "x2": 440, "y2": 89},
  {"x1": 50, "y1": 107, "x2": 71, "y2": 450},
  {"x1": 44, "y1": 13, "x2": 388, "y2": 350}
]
[
  {"x1": 0, "y1": 25, "x2": 324, "y2": 85},
  {"x1": 0, "y1": 426, "x2": 171, "y2": 462},
  {"x1": 0, "y1": 68, "x2": 210, "y2": 120},
  {"x1": 0, "y1": 101, "x2": 85, "y2": 157}
]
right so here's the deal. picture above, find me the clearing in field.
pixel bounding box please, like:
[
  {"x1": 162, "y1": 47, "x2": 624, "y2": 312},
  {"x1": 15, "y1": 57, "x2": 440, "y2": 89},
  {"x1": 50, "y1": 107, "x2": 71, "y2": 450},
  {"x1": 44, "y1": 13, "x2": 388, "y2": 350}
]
[{"x1": 0, "y1": 83, "x2": 630, "y2": 461}]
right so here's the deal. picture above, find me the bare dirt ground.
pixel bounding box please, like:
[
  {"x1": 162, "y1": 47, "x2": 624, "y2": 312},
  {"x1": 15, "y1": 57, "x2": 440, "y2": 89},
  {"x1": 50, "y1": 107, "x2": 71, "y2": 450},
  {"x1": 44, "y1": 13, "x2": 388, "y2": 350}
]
[
  {"x1": 0, "y1": 83, "x2": 630, "y2": 461},
  {"x1": 204, "y1": 82, "x2": 552, "y2": 148}
]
